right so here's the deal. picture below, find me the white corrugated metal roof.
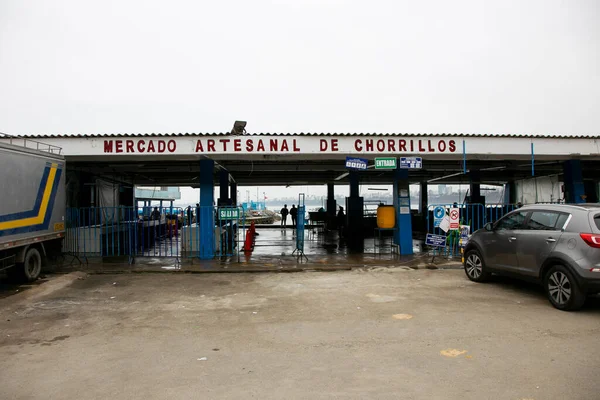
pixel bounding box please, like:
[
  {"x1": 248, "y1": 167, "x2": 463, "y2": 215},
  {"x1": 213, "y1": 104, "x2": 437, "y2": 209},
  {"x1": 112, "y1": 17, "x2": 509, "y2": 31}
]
[{"x1": 15, "y1": 132, "x2": 600, "y2": 139}]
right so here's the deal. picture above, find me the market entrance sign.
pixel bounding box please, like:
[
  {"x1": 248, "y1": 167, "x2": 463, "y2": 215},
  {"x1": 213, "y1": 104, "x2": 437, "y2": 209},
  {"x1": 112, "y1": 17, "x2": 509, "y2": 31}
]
[
  {"x1": 375, "y1": 157, "x2": 397, "y2": 169},
  {"x1": 13, "y1": 135, "x2": 598, "y2": 158},
  {"x1": 99, "y1": 137, "x2": 459, "y2": 155}
]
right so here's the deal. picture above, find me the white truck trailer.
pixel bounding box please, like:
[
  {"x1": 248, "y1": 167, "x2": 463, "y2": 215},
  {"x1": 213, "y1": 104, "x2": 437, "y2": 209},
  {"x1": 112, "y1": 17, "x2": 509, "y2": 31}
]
[{"x1": 0, "y1": 135, "x2": 66, "y2": 281}]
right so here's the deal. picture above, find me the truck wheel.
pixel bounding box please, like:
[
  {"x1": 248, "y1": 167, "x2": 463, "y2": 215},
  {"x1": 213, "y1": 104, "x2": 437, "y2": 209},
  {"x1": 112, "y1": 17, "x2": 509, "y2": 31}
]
[{"x1": 21, "y1": 248, "x2": 42, "y2": 282}]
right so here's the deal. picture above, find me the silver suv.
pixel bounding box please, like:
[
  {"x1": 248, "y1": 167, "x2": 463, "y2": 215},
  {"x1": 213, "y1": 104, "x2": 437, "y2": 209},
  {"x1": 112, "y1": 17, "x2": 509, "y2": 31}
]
[{"x1": 463, "y1": 204, "x2": 600, "y2": 311}]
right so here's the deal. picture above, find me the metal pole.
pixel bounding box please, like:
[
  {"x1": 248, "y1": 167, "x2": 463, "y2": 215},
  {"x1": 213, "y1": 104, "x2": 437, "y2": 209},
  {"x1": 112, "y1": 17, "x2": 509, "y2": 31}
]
[
  {"x1": 462, "y1": 140, "x2": 466, "y2": 174},
  {"x1": 531, "y1": 142, "x2": 535, "y2": 176}
]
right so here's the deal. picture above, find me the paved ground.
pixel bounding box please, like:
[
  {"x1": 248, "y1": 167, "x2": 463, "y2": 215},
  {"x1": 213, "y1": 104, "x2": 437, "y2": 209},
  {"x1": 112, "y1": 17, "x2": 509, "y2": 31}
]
[
  {"x1": 0, "y1": 269, "x2": 598, "y2": 400},
  {"x1": 55, "y1": 227, "x2": 433, "y2": 273}
]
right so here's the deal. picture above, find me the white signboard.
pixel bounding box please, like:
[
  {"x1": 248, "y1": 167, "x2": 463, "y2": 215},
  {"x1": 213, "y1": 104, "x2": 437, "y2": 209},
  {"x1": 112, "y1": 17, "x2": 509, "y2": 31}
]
[
  {"x1": 10, "y1": 135, "x2": 599, "y2": 158},
  {"x1": 95, "y1": 137, "x2": 460, "y2": 156},
  {"x1": 439, "y1": 216, "x2": 451, "y2": 232},
  {"x1": 449, "y1": 208, "x2": 460, "y2": 230}
]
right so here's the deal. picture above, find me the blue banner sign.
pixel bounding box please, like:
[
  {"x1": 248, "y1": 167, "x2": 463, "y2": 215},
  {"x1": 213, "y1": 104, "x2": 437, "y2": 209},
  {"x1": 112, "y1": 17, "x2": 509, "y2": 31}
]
[
  {"x1": 399, "y1": 157, "x2": 423, "y2": 169},
  {"x1": 345, "y1": 157, "x2": 368, "y2": 170},
  {"x1": 426, "y1": 233, "x2": 447, "y2": 247}
]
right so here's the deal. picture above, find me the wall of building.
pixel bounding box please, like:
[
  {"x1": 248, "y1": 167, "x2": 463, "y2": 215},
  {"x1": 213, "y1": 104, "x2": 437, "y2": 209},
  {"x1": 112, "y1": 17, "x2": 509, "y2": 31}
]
[
  {"x1": 135, "y1": 186, "x2": 181, "y2": 201},
  {"x1": 515, "y1": 175, "x2": 563, "y2": 204}
]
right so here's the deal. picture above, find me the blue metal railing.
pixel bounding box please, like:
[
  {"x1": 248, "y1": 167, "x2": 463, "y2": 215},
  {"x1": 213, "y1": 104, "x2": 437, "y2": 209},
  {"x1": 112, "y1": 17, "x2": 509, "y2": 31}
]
[
  {"x1": 426, "y1": 203, "x2": 517, "y2": 257},
  {"x1": 424, "y1": 201, "x2": 568, "y2": 256},
  {"x1": 65, "y1": 206, "x2": 244, "y2": 261},
  {"x1": 214, "y1": 206, "x2": 244, "y2": 259}
]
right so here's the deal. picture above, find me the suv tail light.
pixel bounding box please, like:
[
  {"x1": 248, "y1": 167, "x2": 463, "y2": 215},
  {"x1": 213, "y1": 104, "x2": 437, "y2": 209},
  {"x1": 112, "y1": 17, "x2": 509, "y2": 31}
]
[{"x1": 580, "y1": 233, "x2": 600, "y2": 248}]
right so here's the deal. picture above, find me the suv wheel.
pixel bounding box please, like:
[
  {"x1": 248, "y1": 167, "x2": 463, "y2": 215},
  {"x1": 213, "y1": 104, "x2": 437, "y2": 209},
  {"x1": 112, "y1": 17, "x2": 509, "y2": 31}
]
[
  {"x1": 464, "y1": 249, "x2": 491, "y2": 282},
  {"x1": 544, "y1": 265, "x2": 586, "y2": 311}
]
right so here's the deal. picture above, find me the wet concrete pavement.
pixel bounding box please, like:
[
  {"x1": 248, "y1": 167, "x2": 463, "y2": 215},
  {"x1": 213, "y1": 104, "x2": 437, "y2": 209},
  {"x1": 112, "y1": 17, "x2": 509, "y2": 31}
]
[
  {"x1": 56, "y1": 226, "x2": 449, "y2": 274},
  {"x1": 1, "y1": 270, "x2": 599, "y2": 399}
]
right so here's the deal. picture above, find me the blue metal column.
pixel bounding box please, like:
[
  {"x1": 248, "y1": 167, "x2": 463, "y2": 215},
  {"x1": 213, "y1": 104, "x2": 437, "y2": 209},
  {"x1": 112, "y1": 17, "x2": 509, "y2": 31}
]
[
  {"x1": 199, "y1": 159, "x2": 215, "y2": 259},
  {"x1": 326, "y1": 183, "x2": 336, "y2": 213},
  {"x1": 468, "y1": 170, "x2": 484, "y2": 204},
  {"x1": 504, "y1": 181, "x2": 516, "y2": 204},
  {"x1": 218, "y1": 169, "x2": 230, "y2": 206},
  {"x1": 346, "y1": 172, "x2": 364, "y2": 250},
  {"x1": 564, "y1": 159, "x2": 585, "y2": 203},
  {"x1": 349, "y1": 172, "x2": 359, "y2": 198},
  {"x1": 393, "y1": 168, "x2": 413, "y2": 255},
  {"x1": 326, "y1": 182, "x2": 337, "y2": 230},
  {"x1": 230, "y1": 182, "x2": 237, "y2": 207},
  {"x1": 419, "y1": 181, "x2": 428, "y2": 213}
]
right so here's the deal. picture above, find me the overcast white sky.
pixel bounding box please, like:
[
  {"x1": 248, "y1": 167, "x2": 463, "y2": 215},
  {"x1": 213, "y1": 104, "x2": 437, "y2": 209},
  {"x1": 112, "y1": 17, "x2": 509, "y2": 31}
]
[
  {"x1": 1, "y1": 0, "x2": 598, "y2": 202},
  {"x1": 1, "y1": 0, "x2": 598, "y2": 136}
]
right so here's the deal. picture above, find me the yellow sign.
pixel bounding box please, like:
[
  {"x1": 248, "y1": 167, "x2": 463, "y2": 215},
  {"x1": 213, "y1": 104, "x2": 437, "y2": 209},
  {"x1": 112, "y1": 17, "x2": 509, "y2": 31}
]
[{"x1": 54, "y1": 222, "x2": 65, "y2": 232}]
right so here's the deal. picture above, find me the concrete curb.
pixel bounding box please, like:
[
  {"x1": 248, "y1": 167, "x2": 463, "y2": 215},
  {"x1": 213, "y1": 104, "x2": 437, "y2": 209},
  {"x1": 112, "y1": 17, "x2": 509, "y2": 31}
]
[
  {"x1": 417, "y1": 262, "x2": 464, "y2": 270},
  {"x1": 48, "y1": 255, "x2": 464, "y2": 275},
  {"x1": 82, "y1": 265, "x2": 353, "y2": 274},
  {"x1": 59, "y1": 261, "x2": 464, "y2": 275}
]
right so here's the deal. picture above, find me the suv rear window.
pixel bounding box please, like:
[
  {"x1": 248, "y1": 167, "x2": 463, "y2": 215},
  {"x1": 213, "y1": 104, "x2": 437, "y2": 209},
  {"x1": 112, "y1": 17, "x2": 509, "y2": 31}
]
[
  {"x1": 495, "y1": 211, "x2": 528, "y2": 230},
  {"x1": 594, "y1": 214, "x2": 600, "y2": 230},
  {"x1": 556, "y1": 213, "x2": 570, "y2": 230},
  {"x1": 526, "y1": 211, "x2": 570, "y2": 231},
  {"x1": 527, "y1": 211, "x2": 560, "y2": 230}
]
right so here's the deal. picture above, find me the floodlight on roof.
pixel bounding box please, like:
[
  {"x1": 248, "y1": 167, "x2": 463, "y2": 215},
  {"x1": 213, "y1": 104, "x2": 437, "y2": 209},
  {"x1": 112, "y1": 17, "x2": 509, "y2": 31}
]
[{"x1": 231, "y1": 121, "x2": 247, "y2": 135}]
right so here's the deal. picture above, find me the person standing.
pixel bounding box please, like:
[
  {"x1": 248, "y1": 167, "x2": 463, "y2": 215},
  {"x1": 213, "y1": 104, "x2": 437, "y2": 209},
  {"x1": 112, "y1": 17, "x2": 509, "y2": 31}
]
[
  {"x1": 290, "y1": 204, "x2": 298, "y2": 227},
  {"x1": 337, "y1": 206, "x2": 346, "y2": 239},
  {"x1": 186, "y1": 206, "x2": 193, "y2": 226},
  {"x1": 280, "y1": 204, "x2": 289, "y2": 227},
  {"x1": 151, "y1": 207, "x2": 161, "y2": 221}
]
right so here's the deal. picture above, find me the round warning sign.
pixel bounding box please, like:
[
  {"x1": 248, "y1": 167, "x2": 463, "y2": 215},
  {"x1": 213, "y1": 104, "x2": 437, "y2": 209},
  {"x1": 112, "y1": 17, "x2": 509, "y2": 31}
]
[
  {"x1": 449, "y1": 208, "x2": 460, "y2": 230},
  {"x1": 434, "y1": 206, "x2": 445, "y2": 219}
]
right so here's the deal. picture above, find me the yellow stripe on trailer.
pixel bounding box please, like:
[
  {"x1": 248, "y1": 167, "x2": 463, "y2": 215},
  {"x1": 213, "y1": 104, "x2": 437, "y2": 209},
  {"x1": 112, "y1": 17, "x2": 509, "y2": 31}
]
[{"x1": 0, "y1": 164, "x2": 58, "y2": 230}]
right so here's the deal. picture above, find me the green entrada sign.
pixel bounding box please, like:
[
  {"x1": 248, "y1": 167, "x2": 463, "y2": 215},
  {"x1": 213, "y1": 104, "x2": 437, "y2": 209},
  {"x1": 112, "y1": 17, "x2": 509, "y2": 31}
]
[
  {"x1": 219, "y1": 208, "x2": 240, "y2": 220},
  {"x1": 375, "y1": 157, "x2": 397, "y2": 169}
]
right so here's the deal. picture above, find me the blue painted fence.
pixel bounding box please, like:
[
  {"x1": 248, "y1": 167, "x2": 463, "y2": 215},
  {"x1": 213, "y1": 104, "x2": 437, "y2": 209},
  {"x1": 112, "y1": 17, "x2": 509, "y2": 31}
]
[
  {"x1": 64, "y1": 206, "x2": 244, "y2": 262},
  {"x1": 426, "y1": 203, "x2": 518, "y2": 257}
]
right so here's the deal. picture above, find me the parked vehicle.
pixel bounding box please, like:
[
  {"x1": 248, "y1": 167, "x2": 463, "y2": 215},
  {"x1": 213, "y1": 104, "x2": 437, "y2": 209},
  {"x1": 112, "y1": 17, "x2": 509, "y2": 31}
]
[
  {"x1": 463, "y1": 204, "x2": 600, "y2": 311},
  {"x1": 0, "y1": 136, "x2": 65, "y2": 282}
]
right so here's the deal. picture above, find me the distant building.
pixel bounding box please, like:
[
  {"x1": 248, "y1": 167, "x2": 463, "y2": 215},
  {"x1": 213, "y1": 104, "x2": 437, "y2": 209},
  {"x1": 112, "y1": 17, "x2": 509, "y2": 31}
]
[
  {"x1": 135, "y1": 186, "x2": 181, "y2": 217},
  {"x1": 135, "y1": 186, "x2": 181, "y2": 202}
]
